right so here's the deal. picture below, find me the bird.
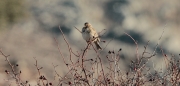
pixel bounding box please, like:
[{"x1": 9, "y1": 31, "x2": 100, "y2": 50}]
[{"x1": 82, "y1": 22, "x2": 102, "y2": 50}]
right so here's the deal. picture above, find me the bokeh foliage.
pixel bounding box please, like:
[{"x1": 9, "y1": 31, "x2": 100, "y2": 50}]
[{"x1": 0, "y1": 0, "x2": 26, "y2": 30}]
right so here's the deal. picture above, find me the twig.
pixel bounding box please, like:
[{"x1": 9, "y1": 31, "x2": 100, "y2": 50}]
[
  {"x1": 59, "y1": 26, "x2": 74, "y2": 64},
  {"x1": 33, "y1": 57, "x2": 46, "y2": 86},
  {"x1": 152, "y1": 24, "x2": 166, "y2": 55},
  {"x1": 0, "y1": 49, "x2": 23, "y2": 86},
  {"x1": 99, "y1": 29, "x2": 107, "y2": 37},
  {"x1": 160, "y1": 47, "x2": 169, "y2": 69},
  {"x1": 54, "y1": 37, "x2": 67, "y2": 65},
  {"x1": 124, "y1": 32, "x2": 139, "y2": 63},
  {"x1": 138, "y1": 24, "x2": 166, "y2": 71},
  {"x1": 81, "y1": 43, "x2": 91, "y2": 79},
  {"x1": 90, "y1": 42, "x2": 107, "y2": 85},
  {"x1": 74, "y1": 26, "x2": 82, "y2": 33},
  {"x1": 52, "y1": 63, "x2": 62, "y2": 79},
  {"x1": 102, "y1": 38, "x2": 114, "y2": 51},
  {"x1": 97, "y1": 55, "x2": 107, "y2": 86}
]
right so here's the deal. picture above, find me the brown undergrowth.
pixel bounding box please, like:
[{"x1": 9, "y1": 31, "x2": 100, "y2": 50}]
[{"x1": 1, "y1": 26, "x2": 180, "y2": 86}]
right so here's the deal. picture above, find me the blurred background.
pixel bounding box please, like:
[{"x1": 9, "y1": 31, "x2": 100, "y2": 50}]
[{"x1": 0, "y1": 0, "x2": 180, "y2": 85}]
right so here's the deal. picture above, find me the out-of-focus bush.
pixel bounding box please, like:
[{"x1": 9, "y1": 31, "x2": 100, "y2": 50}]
[{"x1": 0, "y1": 0, "x2": 26, "y2": 30}]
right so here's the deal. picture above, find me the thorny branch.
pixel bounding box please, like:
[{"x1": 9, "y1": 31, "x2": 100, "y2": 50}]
[
  {"x1": 124, "y1": 32, "x2": 139, "y2": 64},
  {"x1": 0, "y1": 49, "x2": 24, "y2": 86},
  {"x1": 3, "y1": 24, "x2": 179, "y2": 86}
]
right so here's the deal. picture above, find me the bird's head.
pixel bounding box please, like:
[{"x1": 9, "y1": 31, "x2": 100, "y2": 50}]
[{"x1": 84, "y1": 22, "x2": 92, "y2": 27}]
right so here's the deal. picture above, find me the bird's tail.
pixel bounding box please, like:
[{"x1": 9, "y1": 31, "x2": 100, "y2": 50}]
[{"x1": 94, "y1": 41, "x2": 102, "y2": 50}]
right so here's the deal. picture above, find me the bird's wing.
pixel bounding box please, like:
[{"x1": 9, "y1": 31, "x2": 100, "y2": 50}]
[
  {"x1": 90, "y1": 27, "x2": 101, "y2": 42},
  {"x1": 91, "y1": 27, "x2": 98, "y2": 36},
  {"x1": 82, "y1": 27, "x2": 86, "y2": 32}
]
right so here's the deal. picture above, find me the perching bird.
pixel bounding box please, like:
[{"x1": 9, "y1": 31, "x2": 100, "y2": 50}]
[{"x1": 82, "y1": 22, "x2": 102, "y2": 50}]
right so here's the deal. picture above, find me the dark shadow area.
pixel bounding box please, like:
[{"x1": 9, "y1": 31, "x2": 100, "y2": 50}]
[
  {"x1": 120, "y1": 54, "x2": 125, "y2": 60},
  {"x1": 30, "y1": 0, "x2": 78, "y2": 35},
  {"x1": 4, "y1": 59, "x2": 19, "y2": 72},
  {"x1": 61, "y1": 1, "x2": 76, "y2": 8},
  {"x1": 149, "y1": 45, "x2": 169, "y2": 58},
  {"x1": 119, "y1": 32, "x2": 144, "y2": 45},
  {"x1": 104, "y1": 0, "x2": 129, "y2": 24},
  {"x1": 47, "y1": 26, "x2": 71, "y2": 36},
  {"x1": 105, "y1": 30, "x2": 144, "y2": 45}
]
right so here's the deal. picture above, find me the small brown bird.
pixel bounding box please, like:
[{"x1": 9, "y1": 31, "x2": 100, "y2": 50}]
[{"x1": 82, "y1": 22, "x2": 102, "y2": 50}]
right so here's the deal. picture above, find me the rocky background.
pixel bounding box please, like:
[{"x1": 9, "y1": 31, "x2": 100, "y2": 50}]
[{"x1": 0, "y1": 0, "x2": 180, "y2": 85}]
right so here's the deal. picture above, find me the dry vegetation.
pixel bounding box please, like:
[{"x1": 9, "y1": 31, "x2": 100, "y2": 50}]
[{"x1": 1, "y1": 27, "x2": 180, "y2": 86}]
